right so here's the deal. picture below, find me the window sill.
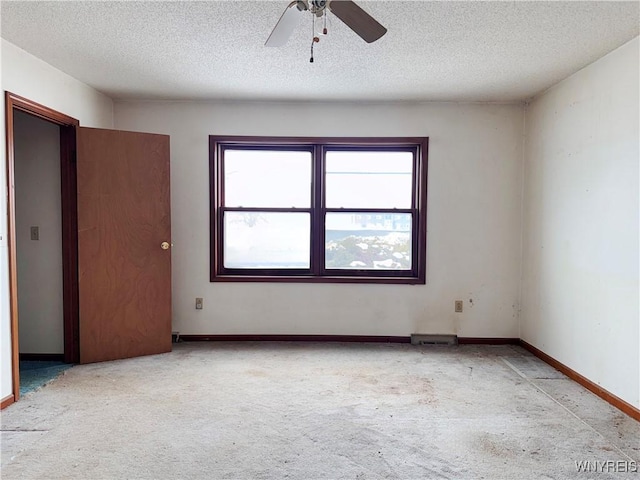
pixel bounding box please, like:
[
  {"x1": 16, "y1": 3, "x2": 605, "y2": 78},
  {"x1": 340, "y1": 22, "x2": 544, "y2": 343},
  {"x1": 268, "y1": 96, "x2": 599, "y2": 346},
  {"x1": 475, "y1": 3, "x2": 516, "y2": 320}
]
[{"x1": 211, "y1": 275, "x2": 425, "y2": 285}]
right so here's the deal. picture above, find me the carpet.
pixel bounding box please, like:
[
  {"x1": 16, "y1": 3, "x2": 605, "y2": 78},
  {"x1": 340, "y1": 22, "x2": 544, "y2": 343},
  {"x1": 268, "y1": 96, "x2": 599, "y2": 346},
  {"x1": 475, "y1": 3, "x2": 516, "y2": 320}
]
[
  {"x1": 19, "y1": 361, "x2": 73, "y2": 396},
  {"x1": 3, "y1": 344, "x2": 638, "y2": 479}
]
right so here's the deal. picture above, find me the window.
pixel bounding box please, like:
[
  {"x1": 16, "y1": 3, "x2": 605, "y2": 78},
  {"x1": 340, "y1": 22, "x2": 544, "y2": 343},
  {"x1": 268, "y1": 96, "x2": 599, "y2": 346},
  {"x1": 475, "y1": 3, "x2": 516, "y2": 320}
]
[{"x1": 210, "y1": 136, "x2": 428, "y2": 284}]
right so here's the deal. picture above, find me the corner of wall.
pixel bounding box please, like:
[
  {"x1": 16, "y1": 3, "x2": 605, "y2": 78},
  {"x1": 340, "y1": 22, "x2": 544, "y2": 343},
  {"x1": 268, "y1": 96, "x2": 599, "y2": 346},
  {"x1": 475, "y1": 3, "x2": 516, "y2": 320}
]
[
  {"x1": 517, "y1": 37, "x2": 640, "y2": 408},
  {"x1": 516, "y1": 100, "x2": 528, "y2": 340}
]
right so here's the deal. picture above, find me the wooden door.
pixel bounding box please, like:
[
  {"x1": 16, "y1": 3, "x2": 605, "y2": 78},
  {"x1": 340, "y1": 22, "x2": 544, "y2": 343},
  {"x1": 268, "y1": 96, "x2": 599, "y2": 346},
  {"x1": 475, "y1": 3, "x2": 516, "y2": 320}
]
[{"x1": 77, "y1": 127, "x2": 171, "y2": 364}]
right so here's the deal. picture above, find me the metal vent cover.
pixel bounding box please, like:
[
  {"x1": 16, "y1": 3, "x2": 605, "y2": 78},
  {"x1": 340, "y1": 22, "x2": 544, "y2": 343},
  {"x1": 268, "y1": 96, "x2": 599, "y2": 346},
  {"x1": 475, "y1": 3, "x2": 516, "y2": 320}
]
[{"x1": 411, "y1": 334, "x2": 458, "y2": 346}]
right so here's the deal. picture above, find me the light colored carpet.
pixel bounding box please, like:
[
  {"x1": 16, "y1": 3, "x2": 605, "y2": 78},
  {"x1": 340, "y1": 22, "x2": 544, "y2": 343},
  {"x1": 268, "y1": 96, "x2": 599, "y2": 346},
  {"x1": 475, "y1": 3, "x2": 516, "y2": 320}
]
[{"x1": 1, "y1": 342, "x2": 638, "y2": 479}]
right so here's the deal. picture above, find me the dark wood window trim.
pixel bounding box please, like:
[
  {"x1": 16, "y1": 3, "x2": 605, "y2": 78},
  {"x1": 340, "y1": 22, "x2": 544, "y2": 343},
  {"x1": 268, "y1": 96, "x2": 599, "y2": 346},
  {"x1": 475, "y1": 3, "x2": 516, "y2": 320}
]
[{"x1": 209, "y1": 136, "x2": 428, "y2": 284}]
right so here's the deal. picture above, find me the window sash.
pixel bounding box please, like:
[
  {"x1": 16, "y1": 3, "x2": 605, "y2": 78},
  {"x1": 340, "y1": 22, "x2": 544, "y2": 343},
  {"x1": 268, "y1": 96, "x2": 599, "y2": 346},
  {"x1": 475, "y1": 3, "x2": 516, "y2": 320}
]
[
  {"x1": 323, "y1": 210, "x2": 414, "y2": 275},
  {"x1": 222, "y1": 210, "x2": 312, "y2": 271},
  {"x1": 323, "y1": 147, "x2": 416, "y2": 210},
  {"x1": 221, "y1": 145, "x2": 313, "y2": 208}
]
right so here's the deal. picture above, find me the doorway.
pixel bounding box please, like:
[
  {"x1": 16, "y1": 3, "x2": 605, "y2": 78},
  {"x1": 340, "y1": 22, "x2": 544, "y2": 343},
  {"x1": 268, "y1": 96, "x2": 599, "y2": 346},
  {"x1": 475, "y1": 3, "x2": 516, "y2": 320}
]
[
  {"x1": 13, "y1": 110, "x2": 75, "y2": 395},
  {"x1": 5, "y1": 92, "x2": 80, "y2": 404},
  {"x1": 5, "y1": 92, "x2": 172, "y2": 408}
]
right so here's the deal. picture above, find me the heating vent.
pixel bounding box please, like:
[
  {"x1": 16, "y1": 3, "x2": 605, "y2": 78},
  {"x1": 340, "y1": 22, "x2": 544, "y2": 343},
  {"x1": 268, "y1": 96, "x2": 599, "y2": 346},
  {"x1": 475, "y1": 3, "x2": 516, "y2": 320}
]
[{"x1": 411, "y1": 334, "x2": 458, "y2": 346}]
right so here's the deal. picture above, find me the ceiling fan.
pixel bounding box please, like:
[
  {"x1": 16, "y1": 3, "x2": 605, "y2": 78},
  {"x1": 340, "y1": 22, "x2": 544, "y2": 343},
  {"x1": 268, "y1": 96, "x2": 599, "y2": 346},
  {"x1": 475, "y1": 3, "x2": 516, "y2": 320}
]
[{"x1": 265, "y1": 0, "x2": 387, "y2": 53}]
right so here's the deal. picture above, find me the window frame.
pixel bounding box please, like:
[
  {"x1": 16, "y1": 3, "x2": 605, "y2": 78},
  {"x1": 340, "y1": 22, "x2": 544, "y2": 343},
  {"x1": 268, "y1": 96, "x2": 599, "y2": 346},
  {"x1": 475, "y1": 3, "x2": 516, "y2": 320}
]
[{"x1": 210, "y1": 136, "x2": 428, "y2": 284}]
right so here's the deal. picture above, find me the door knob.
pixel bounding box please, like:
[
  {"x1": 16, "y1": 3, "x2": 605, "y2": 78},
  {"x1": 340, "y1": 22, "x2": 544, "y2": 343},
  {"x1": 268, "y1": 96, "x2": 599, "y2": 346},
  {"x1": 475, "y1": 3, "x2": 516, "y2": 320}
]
[{"x1": 161, "y1": 242, "x2": 172, "y2": 250}]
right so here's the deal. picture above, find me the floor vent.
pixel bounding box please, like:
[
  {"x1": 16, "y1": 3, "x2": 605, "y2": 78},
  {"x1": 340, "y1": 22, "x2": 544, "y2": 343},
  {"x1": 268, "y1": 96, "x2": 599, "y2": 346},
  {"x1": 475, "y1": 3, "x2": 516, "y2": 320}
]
[{"x1": 411, "y1": 334, "x2": 458, "y2": 346}]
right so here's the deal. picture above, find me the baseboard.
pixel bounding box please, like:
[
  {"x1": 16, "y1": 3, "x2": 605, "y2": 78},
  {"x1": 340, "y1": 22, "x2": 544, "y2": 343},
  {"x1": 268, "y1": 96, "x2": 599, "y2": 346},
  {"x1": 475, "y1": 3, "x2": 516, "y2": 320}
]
[
  {"x1": 180, "y1": 335, "x2": 522, "y2": 345},
  {"x1": 519, "y1": 340, "x2": 640, "y2": 422},
  {"x1": 1, "y1": 394, "x2": 15, "y2": 409},
  {"x1": 180, "y1": 334, "x2": 411, "y2": 343},
  {"x1": 19, "y1": 353, "x2": 65, "y2": 361},
  {"x1": 458, "y1": 337, "x2": 520, "y2": 345}
]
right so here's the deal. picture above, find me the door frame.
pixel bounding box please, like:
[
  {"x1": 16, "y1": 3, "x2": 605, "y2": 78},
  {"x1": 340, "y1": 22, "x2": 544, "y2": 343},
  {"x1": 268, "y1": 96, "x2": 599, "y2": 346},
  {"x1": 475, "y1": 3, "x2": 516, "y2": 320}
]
[{"x1": 5, "y1": 92, "x2": 80, "y2": 404}]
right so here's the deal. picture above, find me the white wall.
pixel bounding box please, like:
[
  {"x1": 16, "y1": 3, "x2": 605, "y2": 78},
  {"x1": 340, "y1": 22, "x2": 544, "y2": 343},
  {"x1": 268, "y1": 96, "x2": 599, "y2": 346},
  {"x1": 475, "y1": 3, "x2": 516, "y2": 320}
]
[
  {"x1": 114, "y1": 100, "x2": 524, "y2": 339},
  {"x1": 14, "y1": 111, "x2": 64, "y2": 354},
  {"x1": 521, "y1": 37, "x2": 639, "y2": 408},
  {"x1": 0, "y1": 39, "x2": 114, "y2": 399}
]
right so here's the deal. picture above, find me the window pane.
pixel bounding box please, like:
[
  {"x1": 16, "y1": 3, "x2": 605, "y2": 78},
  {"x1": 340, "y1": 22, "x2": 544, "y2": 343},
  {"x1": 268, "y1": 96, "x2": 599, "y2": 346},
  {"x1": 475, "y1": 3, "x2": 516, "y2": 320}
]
[
  {"x1": 325, "y1": 213, "x2": 412, "y2": 270},
  {"x1": 325, "y1": 151, "x2": 413, "y2": 208},
  {"x1": 224, "y1": 212, "x2": 310, "y2": 269},
  {"x1": 224, "y1": 150, "x2": 311, "y2": 207}
]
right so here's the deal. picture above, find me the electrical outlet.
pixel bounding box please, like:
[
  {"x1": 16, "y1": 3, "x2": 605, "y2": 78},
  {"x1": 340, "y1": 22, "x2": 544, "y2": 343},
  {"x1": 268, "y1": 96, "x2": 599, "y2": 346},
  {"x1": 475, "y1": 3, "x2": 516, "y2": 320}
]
[
  {"x1": 30, "y1": 226, "x2": 39, "y2": 241},
  {"x1": 455, "y1": 300, "x2": 463, "y2": 313},
  {"x1": 195, "y1": 297, "x2": 203, "y2": 310}
]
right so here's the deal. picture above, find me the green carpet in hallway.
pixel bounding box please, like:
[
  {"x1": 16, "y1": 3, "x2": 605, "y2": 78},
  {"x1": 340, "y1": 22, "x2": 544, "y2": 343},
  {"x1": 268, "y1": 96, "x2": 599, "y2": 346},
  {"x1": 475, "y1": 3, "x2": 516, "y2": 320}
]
[{"x1": 19, "y1": 361, "x2": 73, "y2": 396}]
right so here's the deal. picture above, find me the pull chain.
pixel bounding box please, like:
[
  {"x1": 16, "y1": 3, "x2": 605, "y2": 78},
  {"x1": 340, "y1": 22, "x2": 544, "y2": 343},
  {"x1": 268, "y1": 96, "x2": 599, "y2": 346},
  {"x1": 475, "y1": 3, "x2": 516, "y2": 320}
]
[
  {"x1": 310, "y1": 13, "x2": 315, "y2": 62},
  {"x1": 309, "y1": 7, "x2": 324, "y2": 63}
]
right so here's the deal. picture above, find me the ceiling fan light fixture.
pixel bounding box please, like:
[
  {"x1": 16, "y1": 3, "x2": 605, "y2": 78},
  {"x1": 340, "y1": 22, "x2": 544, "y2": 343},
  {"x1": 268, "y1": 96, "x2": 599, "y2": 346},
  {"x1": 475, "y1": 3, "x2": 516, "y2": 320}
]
[{"x1": 265, "y1": 0, "x2": 386, "y2": 49}]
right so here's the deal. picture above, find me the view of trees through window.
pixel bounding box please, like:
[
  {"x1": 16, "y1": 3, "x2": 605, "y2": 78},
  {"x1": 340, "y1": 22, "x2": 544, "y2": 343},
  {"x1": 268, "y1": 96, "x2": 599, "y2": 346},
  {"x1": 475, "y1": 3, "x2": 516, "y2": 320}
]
[{"x1": 325, "y1": 213, "x2": 412, "y2": 270}]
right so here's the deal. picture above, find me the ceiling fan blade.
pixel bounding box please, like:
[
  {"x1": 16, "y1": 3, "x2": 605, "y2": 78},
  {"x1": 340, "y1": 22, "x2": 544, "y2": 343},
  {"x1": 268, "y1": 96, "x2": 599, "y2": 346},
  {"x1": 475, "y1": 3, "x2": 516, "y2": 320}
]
[
  {"x1": 265, "y1": 1, "x2": 307, "y2": 47},
  {"x1": 329, "y1": 0, "x2": 387, "y2": 43}
]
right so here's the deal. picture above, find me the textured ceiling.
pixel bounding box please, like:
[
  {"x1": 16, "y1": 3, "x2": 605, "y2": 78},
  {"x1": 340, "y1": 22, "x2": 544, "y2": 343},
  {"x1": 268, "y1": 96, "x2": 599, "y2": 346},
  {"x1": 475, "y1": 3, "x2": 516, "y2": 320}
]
[{"x1": 1, "y1": 1, "x2": 638, "y2": 102}]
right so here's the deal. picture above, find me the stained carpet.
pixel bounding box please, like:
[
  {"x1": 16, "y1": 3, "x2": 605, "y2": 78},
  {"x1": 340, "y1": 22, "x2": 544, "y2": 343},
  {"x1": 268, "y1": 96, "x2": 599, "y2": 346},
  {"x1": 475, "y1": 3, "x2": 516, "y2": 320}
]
[{"x1": 3, "y1": 344, "x2": 639, "y2": 479}]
